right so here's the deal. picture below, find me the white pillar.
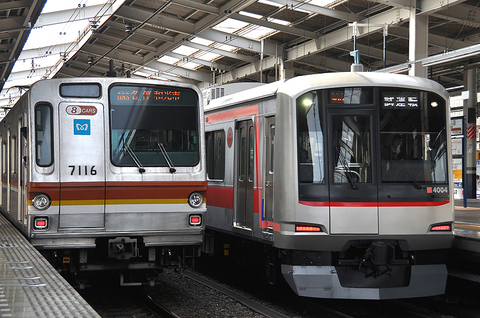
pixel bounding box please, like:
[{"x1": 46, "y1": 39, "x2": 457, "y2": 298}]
[
  {"x1": 408, "y1": 10, "x2": 428, "y2": 78},
  {"x1": 464, "y1": 67, "x2": 478, "y2": 198}
]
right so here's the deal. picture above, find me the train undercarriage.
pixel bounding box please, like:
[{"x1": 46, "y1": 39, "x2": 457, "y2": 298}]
[
  {"x1": 204, "y1": 231, "x2": 450, "y2": 299},
  {"x1": 40, "y1": 237, "x2": 201, "y2": 288}
]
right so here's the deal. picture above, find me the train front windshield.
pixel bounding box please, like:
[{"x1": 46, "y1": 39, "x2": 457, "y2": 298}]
[
  {"x1": 109, "y1": 85, "x2": 200, "y2": 167},
  {"x1": 297, "y1": 87, "x2": 448, "y2": 197}
]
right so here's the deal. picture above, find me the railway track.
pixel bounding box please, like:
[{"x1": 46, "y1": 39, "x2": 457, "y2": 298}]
[{"x1": 79, "y1": 266, "x2": 480, "y2": 317}]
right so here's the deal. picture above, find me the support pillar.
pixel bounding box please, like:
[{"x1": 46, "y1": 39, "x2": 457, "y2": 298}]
[
  {"x1": 280, "y1": 60, "x2": 294, "y2": 80},
  {"x1": 464, "y1": 67, "x2": 477, "y2": 198},
  {"x1": 408, "y1": 10, "x2": 428, "y2": 78}
]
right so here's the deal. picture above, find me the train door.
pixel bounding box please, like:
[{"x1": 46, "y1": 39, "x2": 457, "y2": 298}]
[
  {"x1": 327, "y1": 109, "x2": 378, "y2": 234},
  {"x1": 264, "y1": 116, "x2": 275, "y2": 228},
  {"x1": 6, "y1": 129, "x2": 11, "y2": 214},
  {"x1": 19, "y1": 117, "x2": 28, "y2": 225},
  {"x1": 235, "y1": 120, "x2": 254, "y2": 230},
  {"x1": 58, "y1": 102, "x2": 105, "y2": 228}
]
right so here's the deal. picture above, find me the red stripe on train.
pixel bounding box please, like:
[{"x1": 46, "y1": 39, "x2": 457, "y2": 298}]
[
  {"x1": 28, "y1": 181, "x2": 207, "y2": 201},
  {"x1": 206, "y1": 186, "x2": 261, "y2": 213},
  {"x1": 299, "y1": 200, "x2": 450, "y2": 207}
]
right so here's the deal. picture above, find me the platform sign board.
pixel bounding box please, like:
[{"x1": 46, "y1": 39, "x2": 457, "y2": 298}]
[
  {"x1": 452, "y1": 138, "x2": 462, "y2": 156},
  {"x1": 451, "y1": 117, "x2": 463, "y2": 136},
  {"x1": 453, "y1": 157, "x2": 463, "y2": 199}
]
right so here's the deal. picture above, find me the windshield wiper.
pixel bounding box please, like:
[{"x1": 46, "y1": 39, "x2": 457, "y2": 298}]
[
  {"x1": 157, "y1": 143, "x2": 176, "y2": 173},
  {"x1": 124, "y1": 144, "x2": 146, "y2": 173},
  {"x1": 391, "y1": 156, "x2": 422, "y2": 189}
]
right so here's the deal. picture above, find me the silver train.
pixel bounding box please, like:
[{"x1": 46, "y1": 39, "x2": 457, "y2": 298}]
[
  {"x1": 0, "y1": 77, "x2": 206, "y2": 286},
  {"x1": 204, "y1": 72, "x2": 454, "y2": 299}
]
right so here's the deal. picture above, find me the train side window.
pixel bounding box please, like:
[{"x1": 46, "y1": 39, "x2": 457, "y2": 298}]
[
  {"x1": 1, "y1": 141, "x2": 5, "y2": 175},
  {"x1": 206, "y1": 130, "x2": 225, "y2": 180},
  {"x1": 296, "y1": 91, "x2": 325, "y2": 184},
  {"x1": 248, "y1": 126, "x2": 254, "y2": 182},
  {"x1": 35, "y1": 104, "x2": 53, "y2": 167},
  {"x1": 10, "y1": 136, "x2": 16, "y2": 175}
]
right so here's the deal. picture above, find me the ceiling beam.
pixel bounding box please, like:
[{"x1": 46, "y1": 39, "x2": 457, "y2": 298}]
[
  {"x1": 115, "y1": 5, "x2": 195, "y2": 35},
  {"x1": 185, "y1": 41, "x2": 256, "y2": 63},
  {"x1": 94, "y1": 33, "x2": 155, "y2": 53},
  {"x1": 34, "y1": 4, "x2": 114, "y2": 28},
  {"x1": 164, "y1": 51, "x2": 233, "y2": 72},
  {"x1": 104, "y1": 20, "x2": 175, "y2": 43},
  {"x1": 267, "y1": 0, "x2": 364, "y2": 21},
  {"x1": 0, "y1": 0, "x2": 33, "y2": 11},
  {"x1": 230, "y1": 12, "x2": 318, "y2": 39},
  {"x1": 146, "y1": 61, "x2": 212, "y2": 82},
  {"x1": 165, "y1": 0, "x2": 219, "y2": 15}
]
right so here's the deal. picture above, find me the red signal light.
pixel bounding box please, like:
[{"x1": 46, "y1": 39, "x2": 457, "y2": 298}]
[
  {"x1": 296, "y1": 226, "x2": 321, "y2": 232},
  {"x1": 430, "y1": 225, "x2": 451, "y2": 231},
  {"x1": 189, "y1": 215, "x2": 202, "y2": 226},
  {"x1": 191, "y1": 217, "x2": 200, "y2": 224},
  {"x1": 34, "y1": 217, "x2": 48, "y2": 229}
]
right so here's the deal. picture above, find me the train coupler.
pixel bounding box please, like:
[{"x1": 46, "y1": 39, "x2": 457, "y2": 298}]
[{"x1": 108, "y1": 237, "x2": 139, "y2": 260}]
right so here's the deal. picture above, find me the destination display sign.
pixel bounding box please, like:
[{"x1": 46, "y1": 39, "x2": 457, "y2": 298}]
[
  {"x1": 382, "y1": 91, "x2": 420, "y2": 109},
  {"x1": 110, "y1": 85, "x2": 197, "y2": 106}
]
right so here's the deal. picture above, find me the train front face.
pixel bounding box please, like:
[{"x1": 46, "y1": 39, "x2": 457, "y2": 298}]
[
  {"x1": 28, "y1": 79, "x2": 206, "y2": 274},
  {"x1": 275, "y1": 74, "x2": 454, "y2": 299}
]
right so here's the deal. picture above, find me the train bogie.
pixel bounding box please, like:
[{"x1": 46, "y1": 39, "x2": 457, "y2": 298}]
[{"x1": 204, "y1": 72, "x2": 454, "y2": 299}]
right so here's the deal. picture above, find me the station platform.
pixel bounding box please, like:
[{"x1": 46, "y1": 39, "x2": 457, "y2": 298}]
[
  {"x1": 0, "y1": 213, "x2": 99, "y2": 317},
  {"x1": 454, "y1": 199, "x2": 480, "y2": 240}
]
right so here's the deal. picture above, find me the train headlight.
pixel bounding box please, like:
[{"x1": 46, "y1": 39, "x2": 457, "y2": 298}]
[
  {"x1": 188, "y1": 192, "x2": 203, "y2": 208},
  {"x1": 32, "y1": 194, "x2": 51, "y2": 210}
]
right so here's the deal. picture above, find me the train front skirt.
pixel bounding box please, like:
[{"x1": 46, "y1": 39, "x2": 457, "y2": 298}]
[{"x1": 281, "y1": 264, "x2": 448, "y2": 299}]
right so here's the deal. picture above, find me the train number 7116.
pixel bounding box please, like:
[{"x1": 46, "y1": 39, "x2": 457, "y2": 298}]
[{"x1": 69, "y1": 165, "x2": 97, "y2": 176}]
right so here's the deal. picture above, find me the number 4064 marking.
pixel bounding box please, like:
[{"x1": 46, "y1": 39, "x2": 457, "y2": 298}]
[{"x1": 69, "y1": 165, "x2": 97, "y2": 176}]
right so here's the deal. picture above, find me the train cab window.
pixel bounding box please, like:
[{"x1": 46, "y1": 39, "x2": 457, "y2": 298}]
[
  {"x1": 206, "y1": 130, "x2": 225, "y2": 180},
  {"x1": 60, "y1": 83, "x2": 101, "y2": 98},
  {"x1": 379, "y1": 89, "x2": 448, "y2": 184},
  {"x1": 109, "y1": 85, "x2": 200, "y2": 167},
  {"x1": 35, "y1": 104, "x2": 53, "y2": 167},
  {"x1": 332, "y1": 116, "x2": 372, "y2": 184},
  {"x1": 296, "y1": 91, "x2": 325, "y2": 184}
]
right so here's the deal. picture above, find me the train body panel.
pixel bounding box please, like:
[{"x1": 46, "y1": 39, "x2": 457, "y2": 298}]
[
  {"x1": 1, "y1": 77, "x2": 206, "y2": 284},
  {"x1": 204, "y1": 72, "x2": 454, "y2": 299}
]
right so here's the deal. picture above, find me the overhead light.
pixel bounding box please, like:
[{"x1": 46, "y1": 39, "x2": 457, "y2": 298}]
[{"x1": 421, "y1": 43, "x2": 480, "y2": 67}]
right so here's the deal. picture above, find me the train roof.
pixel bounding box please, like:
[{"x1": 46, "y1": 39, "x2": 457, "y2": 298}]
[
  {"x1": 277, "y1": 72, "x2": 448, "y2": 99},
  {"x1": 203, "y1": 72, "x2": 448, "y2": 112},
  {"x1": 204, "y1": 80, "x2": 285, "y2": 112}
]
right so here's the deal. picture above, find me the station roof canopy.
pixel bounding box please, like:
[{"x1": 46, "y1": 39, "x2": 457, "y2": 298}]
[
  {"x1": 0, "y1": 0, "x2": 46, "y2": 90},
  {"x1": 1, "y1": 0, "x2": 480, "y2": 108}
]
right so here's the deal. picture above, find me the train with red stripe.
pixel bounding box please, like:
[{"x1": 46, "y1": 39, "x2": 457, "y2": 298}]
[
  {"x1": 203, "y1": 72, "x2": 454, "y2": 299},
  {"x1": 0, "y1": 77, "x2": 206, "y2": 286}
]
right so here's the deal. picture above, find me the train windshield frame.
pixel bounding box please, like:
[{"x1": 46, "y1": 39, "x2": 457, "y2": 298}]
[
  {"x1": 109, "y1": 84, "x2": 200, "y2": 167},
  {"x1": 296, "y1": 87, "x2": 448, "y2": 200}
]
